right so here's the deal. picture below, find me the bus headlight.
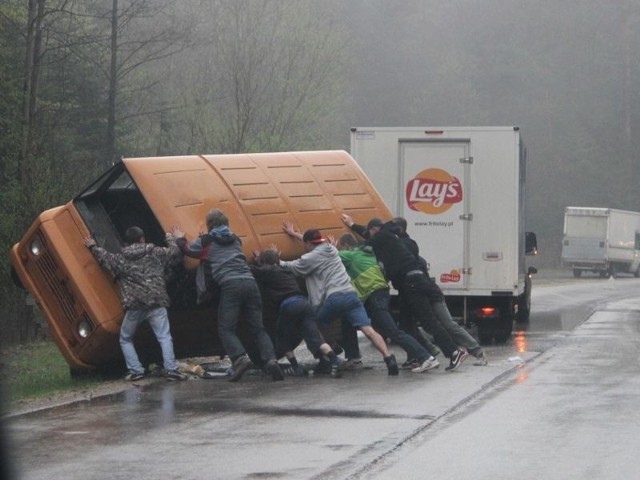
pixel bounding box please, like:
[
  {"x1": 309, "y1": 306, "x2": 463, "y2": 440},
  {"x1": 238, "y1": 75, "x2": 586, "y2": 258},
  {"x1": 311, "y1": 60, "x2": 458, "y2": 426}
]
[
  {"x1": 30, "y1": 237, "x2": 44, "y2": 257},
  {"x1": 78, "y1": 319, "x2": 93, "y2": 338}
]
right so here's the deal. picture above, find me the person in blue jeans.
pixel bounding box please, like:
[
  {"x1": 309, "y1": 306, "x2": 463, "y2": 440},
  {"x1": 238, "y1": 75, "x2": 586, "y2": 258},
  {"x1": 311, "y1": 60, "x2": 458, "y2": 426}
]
[
  {"x1": 251, "y1": 248, "x2": 343, "y2": 378},
  {"x1": 280, "y1": 222, "x2": 398, "y2": 375},
  {"x1": 341, "y1": 214, "x2": 469, "y2": 372},
  {"x1": 336, "y1": 233, "x2": 439, "y2": 373},
  {"x1": 177, "y1": 209, "x2": 283, "y2": 382},
  {"x1": 84, "y1": 225, "x2": 187, "y2": 381}
]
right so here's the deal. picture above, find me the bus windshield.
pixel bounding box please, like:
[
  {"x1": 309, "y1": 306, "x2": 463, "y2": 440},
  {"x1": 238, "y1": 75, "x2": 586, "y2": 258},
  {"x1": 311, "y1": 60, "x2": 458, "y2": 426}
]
[{"x1": 74, "y1": 162, "x2": 164, "y2": 253}]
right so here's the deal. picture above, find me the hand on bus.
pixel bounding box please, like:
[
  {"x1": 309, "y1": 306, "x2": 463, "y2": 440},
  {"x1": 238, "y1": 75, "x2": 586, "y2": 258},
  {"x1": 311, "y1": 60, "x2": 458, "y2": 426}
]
[
  {"x1": 83, "y1": 236, "x2": 96, "y2": 248},
  {"x1": 341, "y1": 213, "x2": 354, "y2": 227},
  {"x1": 282, "y1": 220, "x2": 301, "y2": 240},
  {"x1": 268, "y1": 243, "x2": 281, "y2": 257},
  {"x1": 168, "y1": 225, "x2": 184, "y2": 239}
]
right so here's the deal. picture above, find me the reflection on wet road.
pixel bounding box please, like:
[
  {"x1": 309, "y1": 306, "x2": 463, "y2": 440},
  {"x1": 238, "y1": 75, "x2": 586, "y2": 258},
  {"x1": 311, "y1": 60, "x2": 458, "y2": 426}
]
[{"x1": 6, "y1": 271, "x2": 640, "y2": 480}]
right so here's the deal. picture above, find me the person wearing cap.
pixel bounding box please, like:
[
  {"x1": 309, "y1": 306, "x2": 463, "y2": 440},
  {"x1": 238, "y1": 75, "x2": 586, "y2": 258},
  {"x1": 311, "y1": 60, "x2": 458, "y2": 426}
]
[
  {"x1": 280, "y1": 221, "x2": 399, "y2": 376},
  {"x1": 250, "y1": 247, "x2": 344, "y2": 378},
  {"x1": 341, "y1": 213, "x2": 469, "y2": 371},
  {"x1": 176, "y1": 208, "x2": 284, "y2": 382}
]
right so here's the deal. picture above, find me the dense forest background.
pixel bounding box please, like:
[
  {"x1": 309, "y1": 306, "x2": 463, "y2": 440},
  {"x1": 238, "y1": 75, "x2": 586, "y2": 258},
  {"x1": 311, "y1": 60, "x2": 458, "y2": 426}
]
[{"x1": 2, "y1": 0, "x2": 639, "y2": 344}]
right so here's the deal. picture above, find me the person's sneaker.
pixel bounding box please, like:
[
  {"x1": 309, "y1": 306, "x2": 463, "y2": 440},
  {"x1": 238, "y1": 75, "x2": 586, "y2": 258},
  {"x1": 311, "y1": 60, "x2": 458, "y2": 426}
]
[
  {"x1": 473, "y1": 351, "x2": 488, "y2": 366},
  {"x1": 446, "y1": 348, "x2": 469, "y2": 371},
  {"x1": 411, "y1": 356, "x2": 440, "y2": 373},
  {"x1": 343, "y1": 358, "x2": 364, "y2": 370},
  {"x1": 228, "y1": 354, "x2": 252, "y2": 382},
  {"x1": 282, "y1": 364, "x2": 308, "y2": 377},
  {"x1": 124, "y1": 371, "x2": 145, "y2": 381},
  {"x1": 265, "y1": 359, "x2": 285, "y2": 381},
  {"x1": 315, "y1": 358, "x2": 333, "y2": 374},
  {"x1": 330, "y1": 358, "x2": 344, "y2": 378},
  {"x1": 401, "y1": 358, "x2": 419, "y2": 369},
  {"x1": 384, "y1": 354, "x2": 399, "y2": 376},
  {"x1": 165, "y1": 369, "x2": 187, "y2": 381}
]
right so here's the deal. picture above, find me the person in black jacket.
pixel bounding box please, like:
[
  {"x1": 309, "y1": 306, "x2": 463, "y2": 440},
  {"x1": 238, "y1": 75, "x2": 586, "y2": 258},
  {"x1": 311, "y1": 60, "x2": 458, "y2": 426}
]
[
  {"x1": 341, "y1": 214, "x2": 468, "y2": 371},
  {"x1": 251, "y1": 248, "x2": 344, "y2": 378},
  {"x1": 390, "y1": 217, "x2": 488, "y2": 366}
]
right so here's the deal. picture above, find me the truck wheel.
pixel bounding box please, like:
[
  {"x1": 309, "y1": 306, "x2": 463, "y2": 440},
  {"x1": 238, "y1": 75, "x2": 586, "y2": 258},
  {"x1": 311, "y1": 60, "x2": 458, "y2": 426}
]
[
  {"x1": 515, "y1": 277, "x2": 532, "y2": 324},
  {"x1": 477, "y1": 329, "x2": 493, "y2": 346},
  {"x1": 599, "y1": 270, "x2": 608, "y2": 278},
  {"x1": 495, "y1": 305, "x2": 514, "y2": 344},
  {"x1": 635, "y1": 267, "x2": 640, "y2": 278},
  {"x1": 572, "y1": 269, "x2": 582, "y2": 278},
  {"x1": 494, "y1": 331, "x2": 511, "y2": 344}
]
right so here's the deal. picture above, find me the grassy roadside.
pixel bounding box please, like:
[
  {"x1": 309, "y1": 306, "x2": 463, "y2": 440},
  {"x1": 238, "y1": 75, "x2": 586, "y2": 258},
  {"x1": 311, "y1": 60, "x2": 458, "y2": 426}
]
[{"x1": 0, "y1": 340, "x2": 104, "y2": 408}]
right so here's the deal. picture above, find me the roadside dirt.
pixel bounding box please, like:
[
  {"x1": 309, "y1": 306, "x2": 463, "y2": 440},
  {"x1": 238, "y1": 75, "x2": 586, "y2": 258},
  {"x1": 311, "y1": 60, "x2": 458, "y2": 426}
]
[
  {"x1": 5, "y1": 380, "x2": 133, "y2": 417},
  {"x1": 3, "y1": 356, "x2": 230, "y2": 418}
]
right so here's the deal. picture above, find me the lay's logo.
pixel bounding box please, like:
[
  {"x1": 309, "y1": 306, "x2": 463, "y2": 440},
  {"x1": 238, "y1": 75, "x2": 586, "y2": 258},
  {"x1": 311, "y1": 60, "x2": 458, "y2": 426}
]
[
  {"x1": 440, "y1": 270, "x2": 461, "y2": 283},
  {"x1": 405, "y1": 168, "x2": 463, "y2": 215}
]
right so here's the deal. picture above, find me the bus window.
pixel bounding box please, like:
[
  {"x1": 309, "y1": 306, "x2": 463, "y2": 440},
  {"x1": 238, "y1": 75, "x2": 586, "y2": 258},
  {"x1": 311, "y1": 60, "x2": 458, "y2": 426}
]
[{"x1": 74, "y1": 162, "x2": 165, "y2": 252}]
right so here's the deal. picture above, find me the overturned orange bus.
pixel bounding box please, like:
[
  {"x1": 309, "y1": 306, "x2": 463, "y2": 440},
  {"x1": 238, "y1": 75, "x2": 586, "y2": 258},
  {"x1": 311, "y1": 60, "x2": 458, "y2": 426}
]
[{"x1": 10, "y1": 151, "x2": 392, "y2": 375}]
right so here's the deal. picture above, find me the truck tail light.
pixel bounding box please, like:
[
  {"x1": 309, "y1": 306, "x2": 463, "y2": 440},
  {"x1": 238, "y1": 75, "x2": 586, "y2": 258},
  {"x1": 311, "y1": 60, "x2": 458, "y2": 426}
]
[{"x1": 479, "y1": 307, "x2": 496, "y2": 317}]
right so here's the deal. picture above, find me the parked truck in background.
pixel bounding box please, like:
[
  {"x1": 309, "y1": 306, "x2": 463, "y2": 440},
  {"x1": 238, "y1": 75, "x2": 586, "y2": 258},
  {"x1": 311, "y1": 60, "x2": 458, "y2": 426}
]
[
  {"x1": 561, "y1": 207, "x2": 640, "y2": 278},
  {"x1": 350, "y1": 126, "x2": 538, "y2": 344}
]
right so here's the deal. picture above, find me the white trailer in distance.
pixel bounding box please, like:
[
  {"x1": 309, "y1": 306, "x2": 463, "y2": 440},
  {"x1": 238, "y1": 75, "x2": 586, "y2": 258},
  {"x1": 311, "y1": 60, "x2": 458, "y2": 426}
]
[{"x1": 561, "y1": 207, "x2": 640, "y2": 278}]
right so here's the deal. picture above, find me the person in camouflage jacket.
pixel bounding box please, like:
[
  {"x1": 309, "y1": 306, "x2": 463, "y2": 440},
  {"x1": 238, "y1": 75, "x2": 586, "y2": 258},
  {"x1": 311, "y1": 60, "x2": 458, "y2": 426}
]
[{"x1": 84, "y1": 225, "x2": 186, "y2": 381}]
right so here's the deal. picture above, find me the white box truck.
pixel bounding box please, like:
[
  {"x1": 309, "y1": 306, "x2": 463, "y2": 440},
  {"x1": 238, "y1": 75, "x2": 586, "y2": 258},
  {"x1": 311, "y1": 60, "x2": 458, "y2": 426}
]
[
  {"x1": 561, "y1": 207, "x2": 640, "y2": 278},
  {"x1": 350, "y1": 126, "x2": 537, "y2": 343}
]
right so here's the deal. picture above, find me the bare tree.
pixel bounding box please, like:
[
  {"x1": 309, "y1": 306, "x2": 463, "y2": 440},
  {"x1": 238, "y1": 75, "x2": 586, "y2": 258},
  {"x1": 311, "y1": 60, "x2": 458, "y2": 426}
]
[
  {"x1": 63, "y1": 0, "x2": 193, "y2": 165},
  {"x1": 20, "y1": 0, "x2": 45, "y2": 190},
  {"x1": 167, "y1": 0, "x2": 346, "y2": 154}
]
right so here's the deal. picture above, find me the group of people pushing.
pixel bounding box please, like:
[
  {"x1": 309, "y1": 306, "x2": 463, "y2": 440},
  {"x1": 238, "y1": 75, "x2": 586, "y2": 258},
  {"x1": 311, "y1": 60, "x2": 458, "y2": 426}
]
[{"x1": 85, "y1": 208, "x2": 487, "y2": 382}]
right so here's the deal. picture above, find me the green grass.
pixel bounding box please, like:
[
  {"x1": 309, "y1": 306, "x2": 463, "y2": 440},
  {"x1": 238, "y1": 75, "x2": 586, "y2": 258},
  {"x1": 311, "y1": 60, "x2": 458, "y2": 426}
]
[{"x1": 0, "y1": 340, "x2": 103, "y2": 405}]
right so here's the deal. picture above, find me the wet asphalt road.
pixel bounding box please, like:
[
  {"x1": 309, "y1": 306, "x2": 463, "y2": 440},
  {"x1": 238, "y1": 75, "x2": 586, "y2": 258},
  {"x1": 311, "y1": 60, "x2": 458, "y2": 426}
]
[{"x1": 5, "y1": 270, "x2": 640, "y2": 479}]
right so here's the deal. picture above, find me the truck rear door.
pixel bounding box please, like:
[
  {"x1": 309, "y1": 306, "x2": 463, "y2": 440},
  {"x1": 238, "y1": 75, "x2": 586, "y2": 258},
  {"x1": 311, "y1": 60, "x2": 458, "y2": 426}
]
[{"x1": 399, "y1": 139, "x2": 470, "y2": 291}]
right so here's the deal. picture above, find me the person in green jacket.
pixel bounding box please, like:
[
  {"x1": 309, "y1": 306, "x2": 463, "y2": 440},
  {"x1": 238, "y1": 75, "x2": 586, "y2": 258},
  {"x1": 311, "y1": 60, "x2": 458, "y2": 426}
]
[{"x1": 336, "y1": 233, "x2": 439, "y2": 373}]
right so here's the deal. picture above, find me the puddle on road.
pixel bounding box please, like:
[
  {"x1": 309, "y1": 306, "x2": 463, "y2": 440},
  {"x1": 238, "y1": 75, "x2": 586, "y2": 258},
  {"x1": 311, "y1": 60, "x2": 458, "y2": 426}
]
[{"x1": 519, "y1": 306, "x2": 592, "y2": 333}]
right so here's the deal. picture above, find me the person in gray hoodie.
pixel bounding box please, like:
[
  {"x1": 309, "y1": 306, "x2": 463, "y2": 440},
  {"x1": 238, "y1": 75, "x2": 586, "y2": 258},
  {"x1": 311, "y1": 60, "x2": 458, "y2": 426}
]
[
  {"x1": 281, "y1": 221, "x2": 399, "y2": 375},
  {"x1": 177, "y1": 209, "x2": 283, "y2": 382}
]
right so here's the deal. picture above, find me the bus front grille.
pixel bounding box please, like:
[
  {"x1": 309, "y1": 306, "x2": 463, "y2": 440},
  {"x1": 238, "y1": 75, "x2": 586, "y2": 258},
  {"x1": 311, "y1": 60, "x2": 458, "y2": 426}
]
[{"x1": 33, "y1": 234, "x2": 79, "y2": 329}]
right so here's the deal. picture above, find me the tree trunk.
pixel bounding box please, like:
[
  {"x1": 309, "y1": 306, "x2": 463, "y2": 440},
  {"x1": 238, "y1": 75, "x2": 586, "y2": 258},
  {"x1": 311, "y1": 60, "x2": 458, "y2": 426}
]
[
  {"x1": 20, "y1": 0, "x2": 37, "y2": 187},
  {"x1": 20, "y1": 0, "x2": 45, "y2": 186},
  {"x1": 106, "y1": 0, "x2": 118, "y2": 167}
]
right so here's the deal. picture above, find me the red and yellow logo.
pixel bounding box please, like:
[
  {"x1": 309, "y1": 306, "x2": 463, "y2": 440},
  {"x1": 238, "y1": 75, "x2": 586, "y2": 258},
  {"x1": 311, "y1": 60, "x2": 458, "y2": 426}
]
[
  {"x1": 405, "y1": 168, "x2": 463, "y2": 215},
  {"x1": 440, "y1": 270, "x2": 461, "y2": 283}
]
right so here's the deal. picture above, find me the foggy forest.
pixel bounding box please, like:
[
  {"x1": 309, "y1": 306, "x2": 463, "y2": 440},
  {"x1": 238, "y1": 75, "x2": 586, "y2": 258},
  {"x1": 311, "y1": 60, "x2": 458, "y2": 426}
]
[{"x1": 2, "y1": 0, "x2": 639, "y2": 344}]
